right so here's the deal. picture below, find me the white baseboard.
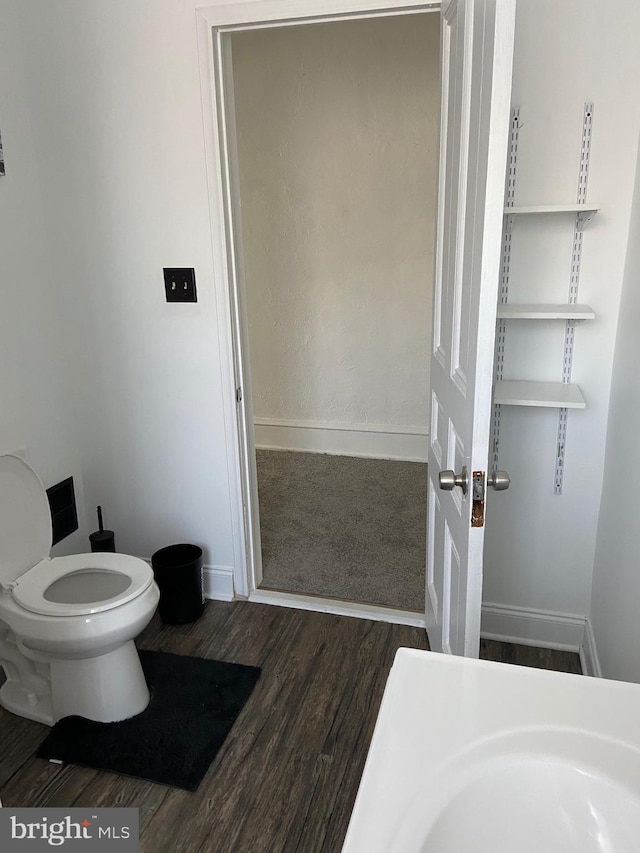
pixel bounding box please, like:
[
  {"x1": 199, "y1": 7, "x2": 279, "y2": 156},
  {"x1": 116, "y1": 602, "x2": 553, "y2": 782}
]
[
  {"x1": 580, "y1": 616, "x2": 602, "y2": 678},
  {"x1": 254, "y1": 417, "x2": 428, "y2": 462},
  {"x1": 481, "y1": 602, "x2": 586, "y2": 653},
  {"x1": 204, "y1": 565, "x2": 235, "y2": 602}
]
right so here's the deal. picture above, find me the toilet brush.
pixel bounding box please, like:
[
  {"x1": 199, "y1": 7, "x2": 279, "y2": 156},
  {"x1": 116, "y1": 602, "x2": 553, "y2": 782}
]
[{"x1": 89, "y1": 505, "x2": 116, "y2": 552}]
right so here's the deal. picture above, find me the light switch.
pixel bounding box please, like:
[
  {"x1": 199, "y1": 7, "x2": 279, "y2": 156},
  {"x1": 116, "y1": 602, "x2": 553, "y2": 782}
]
[{"x1": 164, "y1": 268, "x2": 197, "y2": 303}]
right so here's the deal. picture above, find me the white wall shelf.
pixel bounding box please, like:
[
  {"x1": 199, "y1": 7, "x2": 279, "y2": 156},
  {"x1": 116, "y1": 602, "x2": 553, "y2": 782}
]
[
  {"x1": 494, "y1": 380, "x2": 586, "y2": 409},
  {"x1": 506, "y1": 204, "x2": 599, "y2": 214},
  {"x1": 504, "y1": 204, "x2": 599, "y2": 230},
  {"x1": 497, "y1": 303, "x2": 595, "y2": 320}
]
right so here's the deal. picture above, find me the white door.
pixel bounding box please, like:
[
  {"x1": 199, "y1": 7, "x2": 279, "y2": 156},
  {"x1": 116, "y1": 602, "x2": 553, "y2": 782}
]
[{"x1": 425, "y1": 0, "x2": 515, "y2": 655}]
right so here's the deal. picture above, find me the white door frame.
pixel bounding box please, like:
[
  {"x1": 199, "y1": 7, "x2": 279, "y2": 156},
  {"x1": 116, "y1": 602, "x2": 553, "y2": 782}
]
[{"x1": 196, "y1": 0, "x2": 439, "y2": 624}]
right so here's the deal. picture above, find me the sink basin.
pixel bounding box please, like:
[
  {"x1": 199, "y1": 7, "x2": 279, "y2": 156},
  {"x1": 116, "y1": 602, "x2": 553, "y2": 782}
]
[
  {"x1": 343, "y1": 650, "x2": 640, "y2": 853},
  {"x1": 408, "y1": 730, "x2": 640, "y2": 852}
]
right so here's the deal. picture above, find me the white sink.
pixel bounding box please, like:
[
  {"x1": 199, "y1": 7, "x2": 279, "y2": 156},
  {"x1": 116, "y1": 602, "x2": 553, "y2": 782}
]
[{"x1": 343, "y1": 650, "x2": 640, "y2": 853}]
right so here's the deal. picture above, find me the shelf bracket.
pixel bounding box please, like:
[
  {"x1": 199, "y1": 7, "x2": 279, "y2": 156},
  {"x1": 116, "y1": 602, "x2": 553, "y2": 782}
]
[
  {"x1": 576, "y1": 208, "x2": 596, "y2": 231},
  {"x1": 491, "y1": 108, "x2": 520, "y2": 474},
  {"x1": 554, "y1": 102, "x2": 594, "y2": 495}
]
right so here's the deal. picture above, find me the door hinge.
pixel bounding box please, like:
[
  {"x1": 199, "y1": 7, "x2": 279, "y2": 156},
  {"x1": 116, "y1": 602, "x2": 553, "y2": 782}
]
[
  {"x1": 471, "y1": 471, "x2": 485, "y2": 527},
  {"x1": 235, "y1": 387, "x2": 242, "y2": 403}
]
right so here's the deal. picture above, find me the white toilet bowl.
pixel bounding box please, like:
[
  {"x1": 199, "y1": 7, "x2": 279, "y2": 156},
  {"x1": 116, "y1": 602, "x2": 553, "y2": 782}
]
[{"x1": 0, "y1": 454, "x2": 159, "y2": 725}]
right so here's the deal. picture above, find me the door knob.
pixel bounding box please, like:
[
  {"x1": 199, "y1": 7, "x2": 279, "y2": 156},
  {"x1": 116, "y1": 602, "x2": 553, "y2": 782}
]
[
  {"x1": 439, "y1": 466, "x2": 468, "y2": 495},
  {"x1": 487, "y1": 470, "x2": 510, "y2": 490}
]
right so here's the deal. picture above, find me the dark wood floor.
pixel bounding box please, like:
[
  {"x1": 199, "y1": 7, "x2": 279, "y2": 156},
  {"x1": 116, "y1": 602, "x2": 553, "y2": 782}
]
[
  {"x1": 480, "y1": 637, "x2": 582, "y2": 673},
  {"x1": 0, "y1": 602, "x2": 581, "y2": 852}
]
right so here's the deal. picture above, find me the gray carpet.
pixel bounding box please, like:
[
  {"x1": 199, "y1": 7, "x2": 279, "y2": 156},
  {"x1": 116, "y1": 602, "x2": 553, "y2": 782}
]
[{"x1": 256, "y1": 450, "x2": 427, "y2": 611}]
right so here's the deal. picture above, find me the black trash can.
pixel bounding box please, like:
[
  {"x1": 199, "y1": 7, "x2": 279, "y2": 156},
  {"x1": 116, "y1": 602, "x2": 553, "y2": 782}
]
[{"x1": 151, "y1": 544, "x2": 205, "y2": 625}]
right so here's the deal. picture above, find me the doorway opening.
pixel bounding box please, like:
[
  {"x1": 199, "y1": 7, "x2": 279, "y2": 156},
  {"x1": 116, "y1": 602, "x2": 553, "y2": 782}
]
[
  {"x1": 226, "y1": 10, "x2": 440, "y2": 618},
  {"x1": 201, "y1": 0, "x2": 516, "y2": 650}
]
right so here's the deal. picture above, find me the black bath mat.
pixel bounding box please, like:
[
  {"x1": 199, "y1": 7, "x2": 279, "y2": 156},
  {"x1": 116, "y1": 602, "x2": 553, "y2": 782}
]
[{"x1": 36, "y1": 650, "x2": 261, "y2": 791}]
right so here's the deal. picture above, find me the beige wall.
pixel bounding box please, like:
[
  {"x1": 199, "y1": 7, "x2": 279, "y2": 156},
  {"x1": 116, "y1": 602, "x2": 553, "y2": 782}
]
[{"x1": 232, "y1": 14, "x2": 440, "y2": 435}]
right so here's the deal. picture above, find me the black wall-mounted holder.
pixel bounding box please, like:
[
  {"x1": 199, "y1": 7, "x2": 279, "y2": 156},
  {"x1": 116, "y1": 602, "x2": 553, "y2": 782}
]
[
  {"x1": 164, "y1": 268, "x2": 197, "y2": 302},
  {"x1": 46, "y1": 477, "x2": 79, "y2": 545}
]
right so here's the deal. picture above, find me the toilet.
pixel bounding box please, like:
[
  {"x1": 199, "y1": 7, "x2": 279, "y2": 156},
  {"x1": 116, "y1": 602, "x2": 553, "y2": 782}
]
[{"x1": 0, "y1": 454, "x2": 159, "y2": 725}]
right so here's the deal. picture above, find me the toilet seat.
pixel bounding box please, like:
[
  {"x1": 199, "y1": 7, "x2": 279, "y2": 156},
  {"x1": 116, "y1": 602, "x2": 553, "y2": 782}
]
[
  {"x1": 0, "y1": 455, "x2": 154, "y2": 619},
  {"x1": 12, "y1": 553, "x2": 154, "y2": 617}
]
